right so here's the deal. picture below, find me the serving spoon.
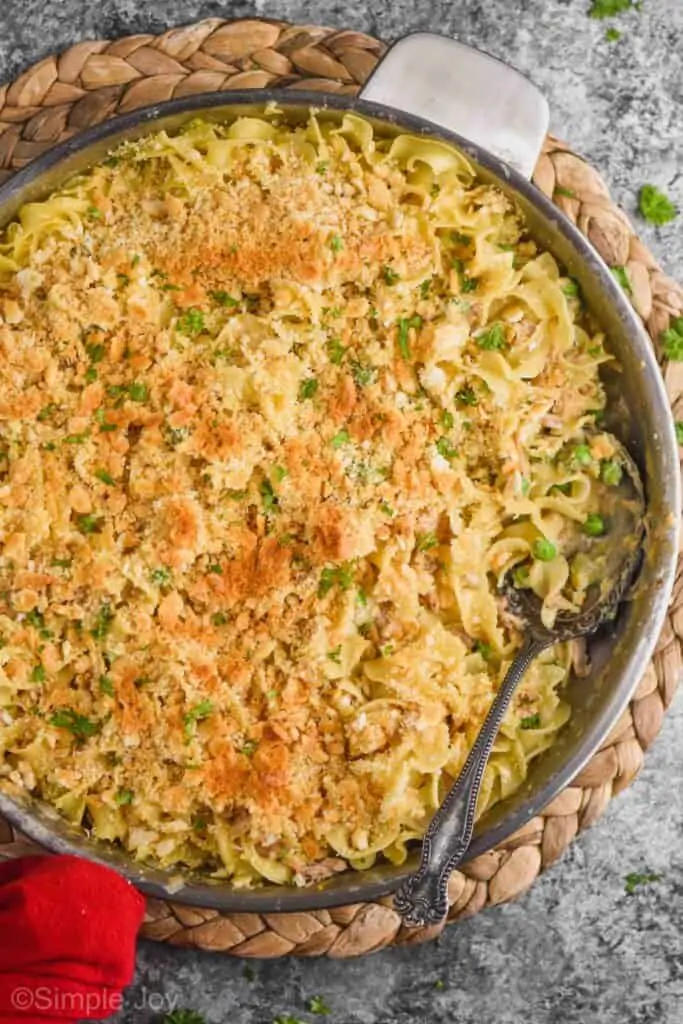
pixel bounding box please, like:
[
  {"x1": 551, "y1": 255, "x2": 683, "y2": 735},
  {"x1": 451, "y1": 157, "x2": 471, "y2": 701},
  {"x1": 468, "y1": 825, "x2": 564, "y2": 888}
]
[{"x1": 394, "y1": 448, "x2": 645, "y2": 928}]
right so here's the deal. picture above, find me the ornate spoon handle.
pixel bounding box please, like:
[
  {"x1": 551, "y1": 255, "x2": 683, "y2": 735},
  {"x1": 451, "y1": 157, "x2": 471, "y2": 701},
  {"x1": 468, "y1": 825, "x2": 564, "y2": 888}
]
[{"x1": 394, "y1": 636, "x2": 547, "y2": 927}]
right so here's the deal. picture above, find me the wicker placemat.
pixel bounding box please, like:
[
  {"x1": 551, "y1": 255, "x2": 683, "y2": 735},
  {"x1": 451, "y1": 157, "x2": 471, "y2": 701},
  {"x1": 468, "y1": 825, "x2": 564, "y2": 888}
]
[{"x1": 0, "y1": 17, "x2": 682, "y2": 959}]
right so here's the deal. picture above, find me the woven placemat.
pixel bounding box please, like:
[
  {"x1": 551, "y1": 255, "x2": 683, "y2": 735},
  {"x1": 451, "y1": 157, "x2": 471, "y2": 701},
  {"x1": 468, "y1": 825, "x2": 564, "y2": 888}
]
[{"x1": 0, "y1": 17, "x2": 682, "y2": 959}]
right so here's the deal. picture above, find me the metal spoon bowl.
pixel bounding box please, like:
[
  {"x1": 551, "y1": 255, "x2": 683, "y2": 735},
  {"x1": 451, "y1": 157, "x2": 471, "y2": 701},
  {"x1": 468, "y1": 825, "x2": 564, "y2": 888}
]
[{"x1": 394, "y1": 443, "x2": 645, "y2": 927}]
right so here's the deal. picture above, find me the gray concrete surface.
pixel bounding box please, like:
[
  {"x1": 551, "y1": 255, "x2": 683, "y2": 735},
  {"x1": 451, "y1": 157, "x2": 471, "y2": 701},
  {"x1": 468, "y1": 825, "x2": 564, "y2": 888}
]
[{"x1": 0, "y1": 2, "x2": 681, "y2": 1022}]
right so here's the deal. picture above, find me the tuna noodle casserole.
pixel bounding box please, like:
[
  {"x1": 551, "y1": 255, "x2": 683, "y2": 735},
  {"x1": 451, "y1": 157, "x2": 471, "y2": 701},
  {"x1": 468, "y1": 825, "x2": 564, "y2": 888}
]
[{"x1": 0, "y1": 111, "x2": 628, "y2": 886}]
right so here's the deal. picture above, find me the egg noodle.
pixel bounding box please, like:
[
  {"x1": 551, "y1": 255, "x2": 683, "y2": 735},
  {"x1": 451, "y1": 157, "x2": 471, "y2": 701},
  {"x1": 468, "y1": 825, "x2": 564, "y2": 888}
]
[{"x1": 0, "y1": 110, "x2": 628, "y2": 886}]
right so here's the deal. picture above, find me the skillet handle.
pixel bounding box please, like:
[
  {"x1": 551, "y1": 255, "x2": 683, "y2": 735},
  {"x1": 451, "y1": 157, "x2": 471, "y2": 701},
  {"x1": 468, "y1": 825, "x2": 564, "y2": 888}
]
[{"x1": 359, "y1": 32, "x2": 549, "y2": 180}]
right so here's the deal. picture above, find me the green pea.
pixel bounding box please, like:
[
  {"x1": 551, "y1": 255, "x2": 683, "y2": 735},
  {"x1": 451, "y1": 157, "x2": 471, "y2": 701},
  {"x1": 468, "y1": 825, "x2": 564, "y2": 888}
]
[
  {"x1": 583, "y1": 513, "x2": 606, "y2": 536},
  {"x1": 533, "y1": 538, "x2": 557, "y2": 562}
]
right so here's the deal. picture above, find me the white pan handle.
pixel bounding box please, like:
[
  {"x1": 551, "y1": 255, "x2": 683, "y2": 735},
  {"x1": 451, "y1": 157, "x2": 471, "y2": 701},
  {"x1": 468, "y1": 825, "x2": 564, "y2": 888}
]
[{"x1": 359, "y1": 32, "x2": 549, "y2": 180}]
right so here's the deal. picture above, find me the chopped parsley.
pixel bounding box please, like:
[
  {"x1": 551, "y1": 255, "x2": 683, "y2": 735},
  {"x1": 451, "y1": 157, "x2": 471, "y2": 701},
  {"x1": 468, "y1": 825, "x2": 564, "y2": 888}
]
[
  {"x1": 87, "y1": 205, "x2": 102, "y2": 219},
  {"x1": 241, "y1": 740, "x2": 258, "y2": 757},
  {"x1": 115, "y1": 789, "x2": 133, "y2": 806},
  {"x1": 440, "y1": 409, "x2": 454, "y2": 430},
  {"x1": 328, "y1": 233, "x2": 344, "y2": 253},
  {"x1": 150, "y1": 567, "x2": 172, "y2": 586},
  {"x1": 90, "y1": 603, "x2": 114, "y2": 642},
  {"x1": 76, "y1": 514, "x2": 104, "y2": 535},
  {"x1": 662, "y1": 318, "x2": 683, "y2": 360},
  {"x1": 37, "y1": 403, "x2": 59, "y2": 422},
  {"x1": 420, "y1": 278, "x2": 432, "y2": 299},
  {"x1": 351, "y1": 360, "x2": 376, "y2": 387},
  {"x1": 327, "y1": 645, "x2": 342, "y2": 664},
  {"x1": 274, "y1": 465, "x2": 288, "y2": 483},
  {"x1": 63, "y1": 432, "x2": 89, "y2": 445},
  {"x1": 299, "y1": 377, "x2": 319, "y2": 400},
  {"x1": 554, "y1": 186, "x2": 576, "y2": 199},
  {"x1": 99, "y1": 675, "x2": 114, "y2": 696},
  {"x1": 177, "y1": 308, "x2": 205, "y2": 335},
  {"x1": 207, "y1": 564, "x2": 223, "y2": 575},
  {"x1": 260, "y1": 478, "x2": 280, "y2": 514},
  {"x1": 520, "y1": 713, "x2": 541, "y2": 730},
  {"x1": 127, "y1": 381, "x2": 148, "y2": 403},
  {"x1": 209, "y1": 290, "x2": 240, "y2": 307},
  {"x1": 416, "y1": 532, "x2": 439, "y2": 552},
  {"x1": 331, "y1": 429, "x2": 350, "y2": 449},
  {"x1": 676, "y1": 422, "x2": 683, "y2": 445},
  {"x1": 397, "y1": 315, "x2": 422, "y2": 360},
  {"x1": 94, "y1": 468, "x2": 115, "y2": 485},
  {"x1": 476, "y1": 322, "x2": 507, "y2": 350},
  {"x1": 451, "y1": 258, "x2": 478, "y2": 293},
  {"x1": 326, "y1": 337, "x2": 346, "y2": 364},
  {"x1": 638, "y1": 184, "x2": 678, "y2": 226},
  {"x1": 605, "y1": 26, "x2": 622, "y2": 40},
  {"x1": 50, "y1": 709, "x2": 100, "y2": 742},
  {"x1": 624, "y1": 870, "x2": 661, "y2": 895},
  {"x1": 30, "y1": 664, "x2": 45, "y2": 682},
  {"x1": 562, "y1": 280, "x2": 580, "y2": 298},
  {"x1": 435, "y1": 436, "x2": 458, "y2": 460},
  {"x1": 379, "y1": 500, "x2": 395, "y2": 517},
  {"x1": 318, "y1": 563, "x2": 354, "y2": 597},
  {"x1": 211, "y1": 612, "x2": 227, "y2": 627},
  {"x1": 183, "y1": 700, "x2": 214, "y2": 740},
  {"x1": 473, "y1": 640, "x2": 492, "y2": 660},
  {"x1": 315, "y1": 161, "x2": 328, "y2": 175},
  {"x1": 382, "y1": 265, "x2": 400, "y2": 285},
  {"x1": 456, "y1": 386, "x2": 478, "y2": 406}
]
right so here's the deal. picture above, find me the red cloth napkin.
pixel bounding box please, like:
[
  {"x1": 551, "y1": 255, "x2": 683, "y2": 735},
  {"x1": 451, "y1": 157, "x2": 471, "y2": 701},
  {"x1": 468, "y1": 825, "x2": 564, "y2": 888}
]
[{"x1": 0, "y1": 855, "x2": 145, "y2": 1023}]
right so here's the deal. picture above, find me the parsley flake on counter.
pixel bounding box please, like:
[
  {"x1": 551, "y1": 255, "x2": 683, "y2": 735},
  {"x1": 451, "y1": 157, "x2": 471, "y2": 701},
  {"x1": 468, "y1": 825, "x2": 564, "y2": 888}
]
[
  {"x1": 662, "y1": 318, "x2": 683, "y2": 361},
  {"x1": 164, "y1": 1012, "x2": 206, "y2": 1024},
  {"x1": 588, "y1": 0, "x2": 638, "y2": 17},
  {"x1": 624, "y1": 870, "x2": 661, "y2": 894},
  {"x1": 308, "y1": 995, "x2": 332, "y2": 1015},
  {"x1": 638, "y1": 184, "x2": 678, "y2": 226}
]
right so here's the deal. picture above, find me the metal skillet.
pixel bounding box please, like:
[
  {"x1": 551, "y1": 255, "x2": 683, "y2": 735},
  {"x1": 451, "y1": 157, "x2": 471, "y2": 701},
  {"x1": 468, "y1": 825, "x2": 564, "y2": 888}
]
[{"x1": 0, "y1": 32, "x2": 678, "y2": 914}]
